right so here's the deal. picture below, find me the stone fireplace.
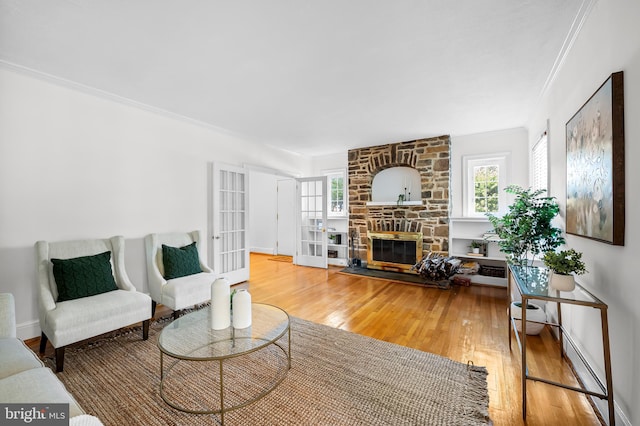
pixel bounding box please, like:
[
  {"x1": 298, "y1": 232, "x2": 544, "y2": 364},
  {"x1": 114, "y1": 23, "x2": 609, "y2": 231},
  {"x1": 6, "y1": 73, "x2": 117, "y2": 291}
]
[{"x1": 348, "y1": 136, "x2": 450, "y2": 269}]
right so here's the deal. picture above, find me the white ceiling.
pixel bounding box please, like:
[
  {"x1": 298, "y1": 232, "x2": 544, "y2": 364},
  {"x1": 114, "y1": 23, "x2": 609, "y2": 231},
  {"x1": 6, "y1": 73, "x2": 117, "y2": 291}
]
[{"x1": 0, "y1": 0, "x2": 585, "y2": 156}]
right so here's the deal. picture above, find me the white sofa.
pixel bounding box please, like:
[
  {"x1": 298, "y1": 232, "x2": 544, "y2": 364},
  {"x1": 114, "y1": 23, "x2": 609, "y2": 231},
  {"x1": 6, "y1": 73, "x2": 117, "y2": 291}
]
[
  {"x1": 145, "y1": 230, "x2": 216, "y2": 318},
  {"x1": 36, "y1": 236, "x2": 152, "y2": 372},
  {"x1": 0, "y1": 293, "x2": 102, "y2": 425}
]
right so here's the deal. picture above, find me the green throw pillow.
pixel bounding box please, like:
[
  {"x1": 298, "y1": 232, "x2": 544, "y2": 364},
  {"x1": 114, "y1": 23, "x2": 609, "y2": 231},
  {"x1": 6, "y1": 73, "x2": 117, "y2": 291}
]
[
  {"x1": 52, "y1": 251, "x2": 119, "y2": 302},
  {"x1": 162, "y1": 242, "x2": 202, "y2": 280}
]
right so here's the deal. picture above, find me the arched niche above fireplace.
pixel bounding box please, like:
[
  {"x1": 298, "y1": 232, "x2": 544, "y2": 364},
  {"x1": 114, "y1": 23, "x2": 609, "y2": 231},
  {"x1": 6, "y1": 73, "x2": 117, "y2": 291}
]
[{"x1": 368, "y1": 166, "x2": 422, "y2": 205}]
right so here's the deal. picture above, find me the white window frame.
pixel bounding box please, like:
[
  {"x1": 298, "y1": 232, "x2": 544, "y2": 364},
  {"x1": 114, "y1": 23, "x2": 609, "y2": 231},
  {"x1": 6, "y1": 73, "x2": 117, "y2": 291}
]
[
  {"x1": 462, "y1": 153, "x2": 510, "y2": 217},
  {"x1": 531, "y1": 132, "x2": 549, "y2": 193},
  {"x1": 323, "y1": 168, "x2": 347, "y2": 217}
]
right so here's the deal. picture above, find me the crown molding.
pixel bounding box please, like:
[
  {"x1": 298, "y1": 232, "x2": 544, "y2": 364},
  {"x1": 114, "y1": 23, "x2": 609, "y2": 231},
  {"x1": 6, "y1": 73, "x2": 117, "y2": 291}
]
[{"x1": 539, "y1": 0, "x2": 598, "y2": 98}]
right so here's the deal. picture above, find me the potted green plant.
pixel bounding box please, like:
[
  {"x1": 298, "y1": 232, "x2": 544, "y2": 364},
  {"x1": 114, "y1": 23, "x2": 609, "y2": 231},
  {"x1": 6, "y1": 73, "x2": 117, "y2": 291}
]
[
  {"x1": 542, "y1": 249, "x2": 587, "y2": 291},
  {"x1": 469, "y1": 240, "x2": 483, "y2": 254},
  {"x1": 487, "y1": 185, "x2": 564, "y2": 266}
]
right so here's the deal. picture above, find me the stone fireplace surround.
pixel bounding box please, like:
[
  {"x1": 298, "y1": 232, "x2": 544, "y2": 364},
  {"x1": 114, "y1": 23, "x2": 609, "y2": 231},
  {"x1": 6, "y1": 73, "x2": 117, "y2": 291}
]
[{"x1": 348, "y1": 136, "x2": 450, "y2": 267}]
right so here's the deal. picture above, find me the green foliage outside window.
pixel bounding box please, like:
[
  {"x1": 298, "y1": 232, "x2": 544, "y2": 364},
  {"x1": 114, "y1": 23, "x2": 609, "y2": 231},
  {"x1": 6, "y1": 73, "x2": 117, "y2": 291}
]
[
  {"x1": 329, "y1": 174, "x2": 344, "y2": 214},
  {"x1": 473, "y1": 165, "x2": 499, "y2": 213}
]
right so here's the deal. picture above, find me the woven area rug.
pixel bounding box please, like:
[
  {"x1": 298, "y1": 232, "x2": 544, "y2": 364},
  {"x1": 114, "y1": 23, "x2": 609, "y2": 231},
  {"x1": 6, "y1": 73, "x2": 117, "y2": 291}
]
[{"x1": 47, "y1": 315, "x2": 490, "y2": 425}]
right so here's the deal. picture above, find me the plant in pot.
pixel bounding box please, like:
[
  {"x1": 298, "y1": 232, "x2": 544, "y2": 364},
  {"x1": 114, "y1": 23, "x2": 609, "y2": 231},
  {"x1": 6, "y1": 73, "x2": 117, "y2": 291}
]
[
  {"x1": 542, "y1": 249, "x2": 587, "y2": 291},
  {"x1": 469, "y1": 240, "x2": 483, "y2": 254},
  {"x1": 487, "y1": 185, "x2": 565, "y2": 267}
]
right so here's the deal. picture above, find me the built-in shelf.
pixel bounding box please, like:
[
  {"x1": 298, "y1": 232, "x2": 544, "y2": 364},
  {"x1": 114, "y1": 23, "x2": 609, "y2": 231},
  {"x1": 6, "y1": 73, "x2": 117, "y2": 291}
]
[
  {"x1": 449, "y1": 217, "x2": 507, "y2": 287},
  {"x1": 366, "y1": 201, "x2": 422, "y2": 206},
  {"x1": 327, "y1": 218, "x2": 348, "y2": 266},
  {"x1": 450, "y1": 252, "x2": 505, "y2": 262},
  {"x1": 452, "y1": 273, "x2": 506, "y2": 286}
]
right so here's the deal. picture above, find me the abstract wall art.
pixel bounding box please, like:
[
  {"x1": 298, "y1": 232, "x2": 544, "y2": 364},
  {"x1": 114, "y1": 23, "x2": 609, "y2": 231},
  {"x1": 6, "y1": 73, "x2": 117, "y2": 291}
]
[{"x1": 566, "y1": 71, "x2": 625, "y2": 245}]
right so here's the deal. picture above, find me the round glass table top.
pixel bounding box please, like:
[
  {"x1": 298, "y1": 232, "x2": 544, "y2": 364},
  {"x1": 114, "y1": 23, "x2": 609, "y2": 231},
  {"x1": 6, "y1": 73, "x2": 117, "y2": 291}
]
[{"x1": 158, "y1": 303, "x2": 289, "y2": 360}]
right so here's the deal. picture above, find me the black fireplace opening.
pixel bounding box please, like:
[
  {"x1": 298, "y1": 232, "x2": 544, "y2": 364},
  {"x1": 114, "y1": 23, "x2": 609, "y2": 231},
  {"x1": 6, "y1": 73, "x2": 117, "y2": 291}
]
[{"x1": 371, "y1": 239, "x2": 417, "y2": 265}]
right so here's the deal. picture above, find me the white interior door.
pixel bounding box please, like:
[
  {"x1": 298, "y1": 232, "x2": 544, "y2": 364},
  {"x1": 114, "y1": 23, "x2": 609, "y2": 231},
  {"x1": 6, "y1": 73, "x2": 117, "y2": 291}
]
[
  {"x1": 276, "y1": 179, "x2": 296, "y2": 256},
  {"x1": 295, "y1": 176, "x2": 327, "y2": 268},
  {"x1": 211, "y1": 163, "x2": 250, "y2": 284}
]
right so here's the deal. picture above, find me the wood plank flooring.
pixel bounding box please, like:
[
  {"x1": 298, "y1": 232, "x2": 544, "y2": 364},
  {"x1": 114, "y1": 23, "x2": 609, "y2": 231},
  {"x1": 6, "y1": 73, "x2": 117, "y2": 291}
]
[
  {"x1": 247, "y1": 254, "x2": 601, "y2": 426},
  {"x1": 28, "y1": 253, "x2": 601, "y2": 425}
]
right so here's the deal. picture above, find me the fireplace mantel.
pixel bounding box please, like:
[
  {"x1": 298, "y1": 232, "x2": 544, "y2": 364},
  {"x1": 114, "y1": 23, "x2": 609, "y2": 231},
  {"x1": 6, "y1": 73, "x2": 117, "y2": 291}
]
[{"x1": 366, "y1": 201, "x2": 423, "y2": 206}]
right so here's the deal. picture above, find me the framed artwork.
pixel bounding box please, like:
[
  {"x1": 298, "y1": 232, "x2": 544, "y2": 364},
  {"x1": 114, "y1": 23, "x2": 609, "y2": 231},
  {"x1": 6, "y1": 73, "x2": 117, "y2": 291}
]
[{"x1": 566, "y1": 71, "x2": 625, "y2": 245}]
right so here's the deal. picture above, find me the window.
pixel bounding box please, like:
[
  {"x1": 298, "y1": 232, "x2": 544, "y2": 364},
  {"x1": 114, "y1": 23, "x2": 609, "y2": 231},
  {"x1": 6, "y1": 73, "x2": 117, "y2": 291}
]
[
  {"x1": 531, "y1": 132, "x2": 548, "y2": 193},
  {"x1": 325, "y1": 169, "x2": 346, "y2": 216},
  {"x1": 463, "y1": 154, "x2": 509, "y2": 217},
  {"x1": 473, "y1": 164, "x2": 499, "y2": 213}
]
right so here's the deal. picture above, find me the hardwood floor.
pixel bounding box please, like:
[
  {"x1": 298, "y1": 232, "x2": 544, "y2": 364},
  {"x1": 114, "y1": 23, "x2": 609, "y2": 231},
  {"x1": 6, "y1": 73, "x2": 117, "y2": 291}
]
[
  {"x1": 28, "y1": 253, "x2": 601, "y2": 425},
  {"x1": 247, "y1": 254, "x2": 600, "y2": 426}
]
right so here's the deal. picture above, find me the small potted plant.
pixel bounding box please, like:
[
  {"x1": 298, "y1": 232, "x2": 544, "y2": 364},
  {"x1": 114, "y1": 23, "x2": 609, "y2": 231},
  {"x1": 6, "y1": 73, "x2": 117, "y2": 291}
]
[
  {"x1": 542, "y1": 248, "x2": 587, "y2": 291},
  {"x1": 469, "y1": 240, "x2": 483, "y2": 255}
]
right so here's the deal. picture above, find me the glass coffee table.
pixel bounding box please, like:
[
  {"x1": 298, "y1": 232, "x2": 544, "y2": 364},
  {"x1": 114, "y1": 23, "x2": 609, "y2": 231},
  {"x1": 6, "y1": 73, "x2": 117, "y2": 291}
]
[{"x1": 158, "y1": 303, "x2": 290, "y2": 424}]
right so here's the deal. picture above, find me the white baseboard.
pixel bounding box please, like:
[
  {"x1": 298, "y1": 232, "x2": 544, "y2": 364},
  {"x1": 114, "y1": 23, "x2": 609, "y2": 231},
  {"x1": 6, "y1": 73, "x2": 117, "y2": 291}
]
[
  {"x1": 250, "y1": 247, "x2": 276, "y2": 255},
  {"x1": 17, "y1": 319, "x2": 41, "y2": 341}
]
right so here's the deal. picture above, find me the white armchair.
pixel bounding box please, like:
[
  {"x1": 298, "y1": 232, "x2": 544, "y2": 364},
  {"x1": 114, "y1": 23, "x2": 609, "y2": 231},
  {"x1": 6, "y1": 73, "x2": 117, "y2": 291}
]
[
  {"x1": 36, "y1": 236, "x2": 152, "y2": 372},
  {"x1": 145, "y1": 230, "x2": 216, "y2": 318}
]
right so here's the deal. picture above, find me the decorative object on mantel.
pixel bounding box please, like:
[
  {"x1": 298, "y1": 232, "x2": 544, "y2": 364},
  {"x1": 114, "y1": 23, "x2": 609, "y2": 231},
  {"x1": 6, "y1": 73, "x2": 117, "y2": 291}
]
[
  {"x1": 566, "y1": 71, "x2": 625, "y2": 246},
  {"x1": 542, "y1": 249, "x2": 587, "y2": 292},
  {"x1": 210, "y1": 277, "x2": 230, "y2": 330},
  {"x1": 412, "y1": 252, "x2": 461, "y2": 286},
  {"x1": 510, "y1": 301, "x2": 546, "y2": 335},
  {"x1": 487, "y1": 185, "x2": 564, "y2": 266}
]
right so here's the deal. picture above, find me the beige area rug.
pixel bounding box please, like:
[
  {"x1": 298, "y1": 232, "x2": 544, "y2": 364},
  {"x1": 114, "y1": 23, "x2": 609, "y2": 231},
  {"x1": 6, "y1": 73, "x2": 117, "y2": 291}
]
[{"x1": 46, "y1": 315, "x2": 490, "y2": 426}]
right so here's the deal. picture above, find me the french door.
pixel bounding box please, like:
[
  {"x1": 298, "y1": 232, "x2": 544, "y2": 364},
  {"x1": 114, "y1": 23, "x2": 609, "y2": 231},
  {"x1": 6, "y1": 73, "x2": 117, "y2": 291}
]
[
  {"x1": 295, "y1": 176, "x2": 327, "y2": 268},
  {"x1": 210, "y1": 163, "x2": 250, "y2": 284}
]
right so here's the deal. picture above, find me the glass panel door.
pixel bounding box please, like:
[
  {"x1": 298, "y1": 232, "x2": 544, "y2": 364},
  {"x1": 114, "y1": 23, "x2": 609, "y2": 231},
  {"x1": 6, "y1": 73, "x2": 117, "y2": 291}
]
[
  {"x1": 295, "y1": 176, "x2": 327, "y2": 268},
  {"x1": 211, "y1": 163, "x2": 249, "y2": 284}
]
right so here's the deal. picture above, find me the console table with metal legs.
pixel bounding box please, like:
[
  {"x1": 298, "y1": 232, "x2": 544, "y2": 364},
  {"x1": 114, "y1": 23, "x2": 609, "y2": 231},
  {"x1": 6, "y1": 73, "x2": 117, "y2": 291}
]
[{"x1": 507, "y1": 265, "x2": 614, "y2": 425}]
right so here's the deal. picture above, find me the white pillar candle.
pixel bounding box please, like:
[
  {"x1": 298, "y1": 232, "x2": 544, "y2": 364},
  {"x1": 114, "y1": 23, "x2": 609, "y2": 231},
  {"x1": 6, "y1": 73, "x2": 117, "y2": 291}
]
[
  {"x1": 210, "y1": 277, "x2": 230, "y2": 330},
  {"x1": 232, "y1": 289, "x2": 252, "y2": 329}
]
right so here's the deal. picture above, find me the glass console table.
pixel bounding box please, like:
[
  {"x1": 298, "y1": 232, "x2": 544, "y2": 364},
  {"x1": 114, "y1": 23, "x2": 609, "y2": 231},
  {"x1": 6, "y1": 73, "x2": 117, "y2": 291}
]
[{"x1": 507, "y1": 265, "x2": 614, "y2": 425}]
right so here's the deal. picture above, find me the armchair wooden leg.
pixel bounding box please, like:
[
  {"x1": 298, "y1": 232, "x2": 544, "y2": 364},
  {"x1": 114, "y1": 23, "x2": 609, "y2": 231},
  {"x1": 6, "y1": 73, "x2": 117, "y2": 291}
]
[
  {"x1": 55, "y1": 347, "x2": 65, "y2": 373},
  {"x1": 151, "y1": 301, "x2": 157, "y2": 317},
  {"x1": 39, "y1": 332, "x2": 48, "y2": 354},
  {"x1": 142, "y1": 319, "x2": 150, "y2": 340}
]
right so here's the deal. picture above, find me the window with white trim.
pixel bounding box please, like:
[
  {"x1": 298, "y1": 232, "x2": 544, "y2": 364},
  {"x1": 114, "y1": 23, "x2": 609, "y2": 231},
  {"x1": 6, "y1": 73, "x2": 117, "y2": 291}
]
[
  {"x1": 463, "y1": 154, "x2": 509, "y2": 217},
  {"x1": 531, "y1": 132, "x2": 548, "y2": 193},
  {"x1": 324, "y1": 169, "x2": 346, "y2": 216}
]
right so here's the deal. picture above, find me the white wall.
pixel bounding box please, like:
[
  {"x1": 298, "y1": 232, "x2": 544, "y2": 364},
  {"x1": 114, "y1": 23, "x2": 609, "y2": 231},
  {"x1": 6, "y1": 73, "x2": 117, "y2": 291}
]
[
  {"x1": 450, "y1": 128, "x2": 529, "y2": 217},
  {"x1": 248, "y1": 170, "x2": 278, "y2": 254},
  {"x1": 0, "y1": 67, "x2": 310, "y2": 338},
  {"x1": 310, "y1": 152, "x2": 348, "y2": 175},
  {"x1": 527, "y1": 0, "x2": 640, "y2": 423}
]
